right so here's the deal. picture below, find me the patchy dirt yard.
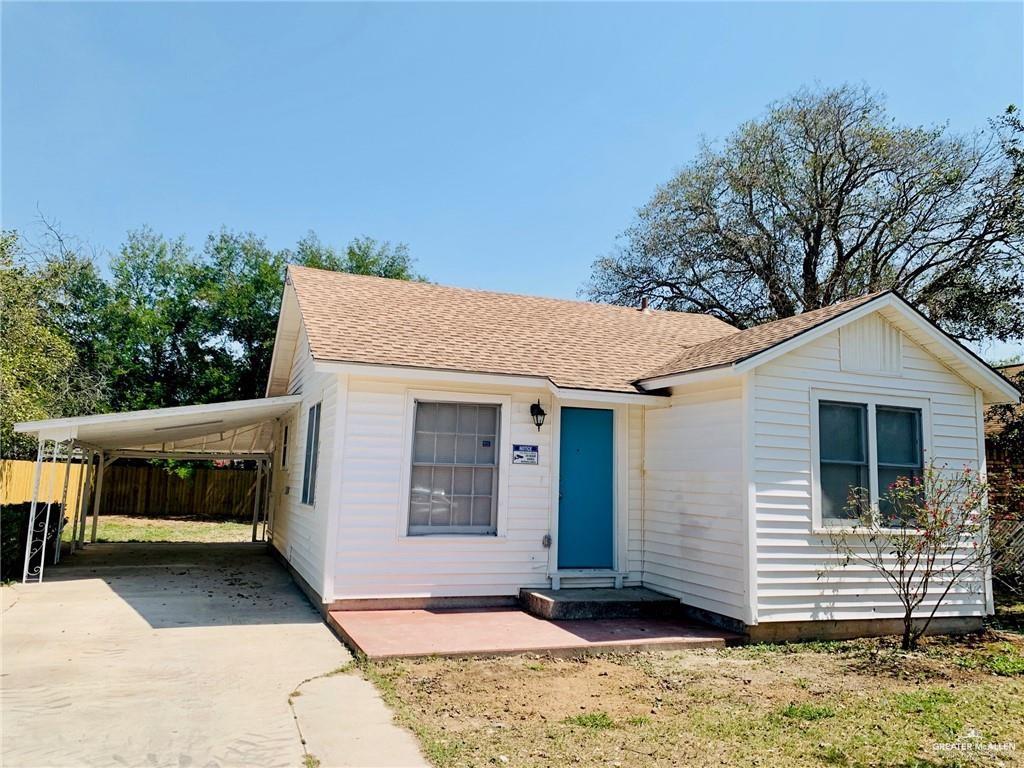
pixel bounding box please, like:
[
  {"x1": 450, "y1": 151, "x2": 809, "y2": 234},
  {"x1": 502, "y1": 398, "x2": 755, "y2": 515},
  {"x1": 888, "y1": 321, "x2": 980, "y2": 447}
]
[{"x1": 364, "y1": 628, "x2": 1024, "y2": 768}]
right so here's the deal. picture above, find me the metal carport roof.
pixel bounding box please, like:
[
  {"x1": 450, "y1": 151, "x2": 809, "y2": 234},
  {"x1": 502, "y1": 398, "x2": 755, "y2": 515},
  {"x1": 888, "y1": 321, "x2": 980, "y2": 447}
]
[
  {"x1": 14, "y1": 396, "x2": 302, "y2": 458},
  {"x1": 13, "y1": 396, "x2": 302, "y2": 583}
]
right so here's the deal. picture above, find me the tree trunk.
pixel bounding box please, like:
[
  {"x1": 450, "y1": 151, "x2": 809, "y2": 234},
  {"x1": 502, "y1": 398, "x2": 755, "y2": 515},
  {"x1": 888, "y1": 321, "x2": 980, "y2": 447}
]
[{"x1": 902, "y1": 613, "x2": 915, "y2": 651}]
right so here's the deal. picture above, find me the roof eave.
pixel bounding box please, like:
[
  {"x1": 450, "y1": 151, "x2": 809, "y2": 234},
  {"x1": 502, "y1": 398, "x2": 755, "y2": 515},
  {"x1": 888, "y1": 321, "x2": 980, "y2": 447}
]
[{"x1": 312, "y1": 359, "x2": 672, "y2": 404}]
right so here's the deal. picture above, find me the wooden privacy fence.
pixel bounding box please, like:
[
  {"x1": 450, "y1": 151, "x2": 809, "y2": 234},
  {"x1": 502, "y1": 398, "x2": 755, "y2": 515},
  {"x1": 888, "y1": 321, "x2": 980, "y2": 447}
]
[
  {"x1": 0, "y1": 461, "x2": 84, "y2": 514},
  {"x1": 1, "y1": 460, "x2": 257, "y2": 521}
]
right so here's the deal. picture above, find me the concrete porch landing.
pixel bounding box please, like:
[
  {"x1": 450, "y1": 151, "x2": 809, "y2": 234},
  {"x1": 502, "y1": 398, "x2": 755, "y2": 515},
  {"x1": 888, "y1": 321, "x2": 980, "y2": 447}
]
[
  {"x1": 328, "y1": 607, "x2": 742, "y2": 659},
  {"x1": 520, "y1": 586, "x2": 678, "y2": 620}
]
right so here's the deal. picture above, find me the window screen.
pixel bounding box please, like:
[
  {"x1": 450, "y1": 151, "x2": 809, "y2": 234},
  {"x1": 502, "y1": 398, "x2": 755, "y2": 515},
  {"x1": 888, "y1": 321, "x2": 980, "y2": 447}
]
[
  {"x1": 302, "y1": 403, "x2": 321, "y2": 505},
  {"x1": 876, "y1": 406, "x2": 923, "y2": 523},
  {"x1": 819, "y1": 401, "x2": 869, "y2": 520},
  {"x1": 409, "y1": 402, "x2": 499, "y2": 535}
]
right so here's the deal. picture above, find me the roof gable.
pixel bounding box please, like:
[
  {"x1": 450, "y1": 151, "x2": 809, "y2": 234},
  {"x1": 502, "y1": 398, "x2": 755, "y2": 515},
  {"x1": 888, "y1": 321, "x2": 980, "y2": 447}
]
[{"x1": 637, "y1": 292, "x2": 1020, "y2": 404}]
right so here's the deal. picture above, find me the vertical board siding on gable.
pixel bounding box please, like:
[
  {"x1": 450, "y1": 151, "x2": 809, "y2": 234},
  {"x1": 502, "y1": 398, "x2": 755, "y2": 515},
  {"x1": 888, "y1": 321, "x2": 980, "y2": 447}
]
[
  {"x1": 752, "y1": 321, "x2": 985, "y2": 623},
  {"x1": 270, "y1": 327, "x2": 333, "y2": 594},
  {"x1": 642, "y1": 385, "x2": 746, "y2": 620},
  {"x1": 330, "y1": 380, "x2": 554, "y2": 598}
]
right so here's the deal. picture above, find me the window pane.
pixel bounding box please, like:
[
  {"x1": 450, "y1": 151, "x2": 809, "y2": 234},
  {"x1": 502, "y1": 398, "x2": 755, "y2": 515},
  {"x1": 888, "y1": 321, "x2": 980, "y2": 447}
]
[
  {"x1": 878, "y1": 466, "x2": 924, "y2": 526},
  {"x1": 434, "y1": 434, "x2": 455, "y2": 463},
  {"x1": 414, "y1": 402, "x2": 437, "y2": 432},
  {"x1": 453, "y1": 467, "x2": 473, "y2": 495},
  {"x1": 476, "y1": 437, "x2": 495, "y2": 465},
  {"x1": 473, "y1": 467, "x2": 493, "y2": 495},
  {"x1": 431, "y1": 466, "x2": 453, "y2": 498},
  {"x1": 411, "y1": 466, "x2": 432, "y2": 496},
  {"x1": 478, "y1": 406, "x2": 497, "y2": 434},
  {"x1": 451, "y1": 496, "x2": 472, "y2": 526},
  {"x1": 429, "y1": 497, "x2": 451, "y2": 526},
  {"x1": 471, "y1": 496, "x2": 493, "y2": 527},
  {"x1": 409, "y1": 499, "x2": 430, "y2": 526},
  {"x1": 821, "y1": 463, "x2": 867, "y2": 519},
  {"x1": 819, "y1": 403, "x2": 867, "y2": 462},
  {"x1": 413, "y1": 432, "x2": 435, "y2": 463},
  {"x1": 457, "y1": 404, "x2": 478, "y2": 434},
  {"x1": 455, "y1": 435, "x2": 477, "y2": 464},
  {"x1": 436, "y1": 404, "x2": 457, "y2": 432},
  {"x1": 876, "y1": 407, "x2": 921, "y2": 466}
]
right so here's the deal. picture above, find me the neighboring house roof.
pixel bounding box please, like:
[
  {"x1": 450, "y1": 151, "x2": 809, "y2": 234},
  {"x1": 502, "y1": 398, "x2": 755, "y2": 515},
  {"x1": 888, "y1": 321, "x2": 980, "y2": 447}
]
[
  {"x1": 284, "y1": 265, "x2": 737, "y2": 393},
  {"x1": 639, "y1": 292, "x2": 886, "y2": 381}
]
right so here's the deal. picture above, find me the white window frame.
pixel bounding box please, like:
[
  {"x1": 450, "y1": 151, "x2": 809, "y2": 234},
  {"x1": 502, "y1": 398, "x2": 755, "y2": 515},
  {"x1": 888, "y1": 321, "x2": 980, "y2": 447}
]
[
  {"x1": 397, "y1": 389, "x2": 512, "y2": 539},
  {"x1": 810, "y1": 388, "x2": 932, "y2": 531},
  {"x1": 301, "y1": 402, "x2": 322, "y2": 506},
  {"x1": 280, "y1": 423, "x2": 290, "y2": 470}
]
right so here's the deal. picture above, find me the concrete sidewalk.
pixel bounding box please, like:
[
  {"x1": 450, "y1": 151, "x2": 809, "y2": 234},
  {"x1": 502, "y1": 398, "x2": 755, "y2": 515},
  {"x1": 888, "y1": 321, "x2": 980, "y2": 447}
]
[{"x1": 1, "y1": 543, "x2": 426, "y2": 768}]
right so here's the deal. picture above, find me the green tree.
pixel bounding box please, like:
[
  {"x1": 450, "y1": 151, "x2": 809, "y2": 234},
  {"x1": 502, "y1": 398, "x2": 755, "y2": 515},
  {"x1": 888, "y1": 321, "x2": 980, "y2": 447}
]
[
  {"x1": 0, "y1": 231, "x2": 106, "y2": 458},
  {"x1": 291, "y1": 232, "x2": 425, "y2": 281},
  {"x1": 587, "y1": 87, "x2": 1024, "y2": 343},
  {"x1": 199, "y1": 230, "x2": 288, "y2": 401},
  {"x1": 102, "y1": 228, "x2": 212, "y2": 410}
]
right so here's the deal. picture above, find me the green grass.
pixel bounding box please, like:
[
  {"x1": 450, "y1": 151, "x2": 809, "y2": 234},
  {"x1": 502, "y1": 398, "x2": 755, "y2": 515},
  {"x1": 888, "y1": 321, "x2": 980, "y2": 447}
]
[
  {"x1": 780, "y1": 702, "x2": 835, "y2": 721},
  {"x1": 63, "y1": 515, "x2": 251, "y2": 543},
  {"x1": 563, "y1": 712, "x2": 615, "y2": 730}
]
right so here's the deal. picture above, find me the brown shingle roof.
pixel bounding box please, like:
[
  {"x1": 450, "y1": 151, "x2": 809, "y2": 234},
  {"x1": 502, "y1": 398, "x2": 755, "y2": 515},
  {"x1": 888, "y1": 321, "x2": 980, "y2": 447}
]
[
  {"x1": 287, "y1": 266, "x2": 737, "y2": 393},
  {"x1": 639, "y1": 292, "x2": 888, "y2": 381}
]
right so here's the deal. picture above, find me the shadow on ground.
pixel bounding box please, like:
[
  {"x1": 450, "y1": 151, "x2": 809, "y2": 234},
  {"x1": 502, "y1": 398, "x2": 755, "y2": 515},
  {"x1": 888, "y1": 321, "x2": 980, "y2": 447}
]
[{"x1": 43, "y1": 542, "x2": 322, "y2": 629}]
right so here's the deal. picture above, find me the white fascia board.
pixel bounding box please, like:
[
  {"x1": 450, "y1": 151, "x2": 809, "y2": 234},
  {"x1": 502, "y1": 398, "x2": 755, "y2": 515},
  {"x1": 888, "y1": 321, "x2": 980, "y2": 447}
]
[
  {"x1": 548, "y1": 385, "x2": 668, "y2": 405},
  {"x1": 13, "y1": 395, "x2": 304, "y2": 436},
  {"x1": 264, "y1": 282, "x2": 301, "y2": 398},
  {"x1": 313, "y1": 360, "x2": 670, "y2": 404},
  {"x1": 635, "y1": 364, "x2": 736, "y2": 391}
]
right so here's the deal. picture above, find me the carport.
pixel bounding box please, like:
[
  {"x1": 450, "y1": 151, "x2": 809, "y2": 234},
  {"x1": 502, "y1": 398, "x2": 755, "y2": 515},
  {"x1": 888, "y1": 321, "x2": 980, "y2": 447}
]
[{"x1": 13, "y1": 395, "x2": 301, "y2": 583}]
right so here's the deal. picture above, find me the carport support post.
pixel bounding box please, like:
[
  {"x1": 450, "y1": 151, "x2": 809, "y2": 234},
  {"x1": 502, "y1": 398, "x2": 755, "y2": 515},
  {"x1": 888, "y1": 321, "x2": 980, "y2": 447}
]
[
  {"x1": 21, "y1": 440, "x2": 46, "y2": 583},
  {"x1": 54, "y1": 444, "x2": 74, "y2": 564},
  {"x1": 77, "y1": 451, "x2": 94, "y2": 547},
  {"x1": 70, "y1": 448, "x2": 89, "y2": 554},
  {"x1": 91, "y1": 450, "x2": 106, "y2": 543},
  {"x1": 36, "y1": 440, "x2": 61, "y2": 581},
  {"x1": 251, "y1": 459, "x2": 264, "y2": 542}
]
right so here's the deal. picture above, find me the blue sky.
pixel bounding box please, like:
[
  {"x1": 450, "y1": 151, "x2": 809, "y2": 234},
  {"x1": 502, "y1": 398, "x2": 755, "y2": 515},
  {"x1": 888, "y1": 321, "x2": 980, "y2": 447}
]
[{"x1": 3, "y1": 2, "x2": 1022, "y2": 358}]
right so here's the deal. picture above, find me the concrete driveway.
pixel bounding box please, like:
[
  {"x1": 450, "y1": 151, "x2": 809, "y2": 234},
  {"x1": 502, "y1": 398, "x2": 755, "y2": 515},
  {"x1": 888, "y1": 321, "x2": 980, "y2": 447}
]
[{"x1": 1, "y1": 543, "x2": 426, "y2": 768}]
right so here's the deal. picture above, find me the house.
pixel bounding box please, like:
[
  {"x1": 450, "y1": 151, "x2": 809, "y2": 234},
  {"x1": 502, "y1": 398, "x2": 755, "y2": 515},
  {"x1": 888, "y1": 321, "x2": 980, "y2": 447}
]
[
  {"x1": 15, "y1": 265, "x2": 1020, "y2": 641},
  {"x1": 262, "y1": 266, "x2": 1019, "y2": 641}
]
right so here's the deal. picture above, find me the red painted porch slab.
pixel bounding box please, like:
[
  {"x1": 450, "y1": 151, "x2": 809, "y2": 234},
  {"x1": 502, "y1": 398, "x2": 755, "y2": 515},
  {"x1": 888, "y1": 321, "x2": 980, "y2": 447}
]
[{"x1": 328, "y1": 607, "x2": 741, "y2": 659}]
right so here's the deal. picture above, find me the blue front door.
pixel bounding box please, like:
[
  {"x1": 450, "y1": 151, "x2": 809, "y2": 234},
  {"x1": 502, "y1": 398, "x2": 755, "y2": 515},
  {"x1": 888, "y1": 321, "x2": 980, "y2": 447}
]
[{"x1": 558, "y1": 407, "x2": 614, "y2": 569}]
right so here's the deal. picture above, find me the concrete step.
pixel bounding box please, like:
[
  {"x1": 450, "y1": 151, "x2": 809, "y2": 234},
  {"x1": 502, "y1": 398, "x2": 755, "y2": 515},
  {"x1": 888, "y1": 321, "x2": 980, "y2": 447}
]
[{"x1": 520, "y1": 586, "x2": 679, "y2": 620}]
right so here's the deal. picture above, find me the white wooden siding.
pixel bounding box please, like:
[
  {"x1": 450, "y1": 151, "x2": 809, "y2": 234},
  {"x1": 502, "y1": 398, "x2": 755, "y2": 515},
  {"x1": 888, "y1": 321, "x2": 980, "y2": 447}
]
[
  {"x1": 269, "y1": 327, "x2": 334, "y2": 594},
  {"x1": 330, "y1": 379, "x2": 554, "y2": 598},
  {"x1": 751, "y1": 318, "x2": 986, "y2": 624},
  {"x1": 642, "y1": 384, "x2": 747, "y2": 620},
  {"x1": 627, "y1": 405, "x2": 644, "y2": 583}
]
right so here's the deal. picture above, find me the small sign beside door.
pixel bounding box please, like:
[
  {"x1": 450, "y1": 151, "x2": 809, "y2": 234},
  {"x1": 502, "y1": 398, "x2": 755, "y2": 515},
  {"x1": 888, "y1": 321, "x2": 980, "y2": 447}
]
[{"x1": 512, "y1": 444, "x2": 539, "y2": 465}]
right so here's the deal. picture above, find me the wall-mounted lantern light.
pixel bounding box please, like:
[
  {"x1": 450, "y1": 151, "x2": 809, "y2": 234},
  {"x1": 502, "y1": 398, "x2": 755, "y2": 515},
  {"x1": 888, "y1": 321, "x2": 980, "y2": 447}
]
[{"x1": 530, "y1": 400, "x2": 546, "y2": 431}]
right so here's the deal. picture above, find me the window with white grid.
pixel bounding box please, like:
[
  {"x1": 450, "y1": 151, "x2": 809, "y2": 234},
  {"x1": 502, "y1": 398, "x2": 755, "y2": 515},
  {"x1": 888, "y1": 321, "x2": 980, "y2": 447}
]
[{"x1": 408, "y1": 401, "x2": 499, "y2": 535}]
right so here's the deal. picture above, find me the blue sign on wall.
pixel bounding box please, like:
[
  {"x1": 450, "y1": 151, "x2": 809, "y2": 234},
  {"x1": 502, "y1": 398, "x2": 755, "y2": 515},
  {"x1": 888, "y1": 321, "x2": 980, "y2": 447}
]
[{"x1": 512, "y1": 444, "x2": 539, "y2": 465}]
